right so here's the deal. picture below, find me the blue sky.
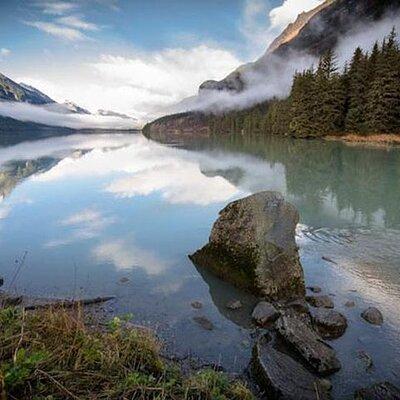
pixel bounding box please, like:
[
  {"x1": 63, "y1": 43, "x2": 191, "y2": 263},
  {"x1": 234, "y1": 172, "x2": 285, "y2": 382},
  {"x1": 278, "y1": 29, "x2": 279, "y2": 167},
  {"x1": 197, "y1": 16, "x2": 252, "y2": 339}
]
[{"x1": 0, "y1": 0, "x2": 323, "y2": 118}]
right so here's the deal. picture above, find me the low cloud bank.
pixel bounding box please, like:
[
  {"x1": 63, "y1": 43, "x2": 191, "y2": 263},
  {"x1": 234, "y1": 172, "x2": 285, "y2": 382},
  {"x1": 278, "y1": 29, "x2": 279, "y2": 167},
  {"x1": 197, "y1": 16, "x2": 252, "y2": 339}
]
[{"x1": 0, "y1": 101, "x2": 139, "y2": 130}]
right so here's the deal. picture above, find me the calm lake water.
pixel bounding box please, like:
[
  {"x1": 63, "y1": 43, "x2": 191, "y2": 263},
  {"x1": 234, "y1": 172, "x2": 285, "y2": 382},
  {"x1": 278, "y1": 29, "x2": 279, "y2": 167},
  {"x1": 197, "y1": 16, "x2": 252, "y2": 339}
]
[{"x1": 0, "y1": 132, "x2": 399, "y2": 398}]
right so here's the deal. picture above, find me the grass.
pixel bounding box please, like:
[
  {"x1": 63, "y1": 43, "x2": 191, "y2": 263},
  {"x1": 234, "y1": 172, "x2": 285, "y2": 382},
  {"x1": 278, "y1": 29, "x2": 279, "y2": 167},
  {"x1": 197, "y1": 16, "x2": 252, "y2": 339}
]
[{"x1": 0, "y1": 306, "x2": 254, "y2": 400}]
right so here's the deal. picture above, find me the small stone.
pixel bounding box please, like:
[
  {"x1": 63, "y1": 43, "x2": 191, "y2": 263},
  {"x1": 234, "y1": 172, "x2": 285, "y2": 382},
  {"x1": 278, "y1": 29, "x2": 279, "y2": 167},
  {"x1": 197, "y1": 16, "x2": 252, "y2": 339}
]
[
  {"x1": 307, "y1": 286, "x2": 322, "y2": 293},
  {"x1": 0, "y1": 276, "x2": 3, "y2": 287},
  {"x1": 361, "y1": 307, "x2": 383, "y2": 325},
  {"x1": 119, "y1": 277, "x2": 130, "y2": 284},
  {"x1": 354, "y1": 381, "x2": 400, "y2": 399},
  {"x1": 312, "y1": 309, "x2": 348, "y2": 339},
  {"x1": 319, "y1": 379, "x2": 333, "y2": 392},
  {"x1": 191, "y1": 301, "x2": 203, "y2": 309},
  {"x1": 345, "y1": 300, "x2": 356, "y2": 308},
  {"x1": 252, "y1": 301, "x2": 280, "y2": 327},
  {"x1": 226, "y1": 300, "x2": 242, "y2": 310},
  {"x1": 306, "y1": 295, "x2": 334, "y2": 309},
  {"x1": 193, "y1": 316, "x2": 214, "y2": 331}
]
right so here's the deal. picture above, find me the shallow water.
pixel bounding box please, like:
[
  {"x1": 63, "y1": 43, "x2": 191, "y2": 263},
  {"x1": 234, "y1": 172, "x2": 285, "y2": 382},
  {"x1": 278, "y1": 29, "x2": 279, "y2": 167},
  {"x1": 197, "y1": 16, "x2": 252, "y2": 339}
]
[{"x1": 0, "y1": 132, "x2": 399, "y2": 398}]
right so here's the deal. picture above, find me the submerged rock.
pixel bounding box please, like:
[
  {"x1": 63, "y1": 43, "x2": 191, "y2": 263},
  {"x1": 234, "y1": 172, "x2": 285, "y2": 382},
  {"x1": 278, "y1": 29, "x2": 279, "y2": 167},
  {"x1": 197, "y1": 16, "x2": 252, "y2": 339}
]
[
  {"x1": 275, "y1": 314, "x2": 341, "y2": 376},
  {"x1": 0, "y1": 276, "x2": 3, "y2": 287},
  {"x1": 312, "y1": 309, "x2": 348, "y2": 339},
  {"x1": 306, "y1": 295, "x2": 334, "y2": 309},
  {"x1": 252, "y1": 301, "x2": 280, "y2": 326},
  {"x1": 252, "y1": 335, "x2": 331, "y2": 400},
  {"x1": 189, "y1": 192, "x2": 305, "y2": 301},
  {"x1": 357, "y1": 350, "x2": 374, "y2": 371},
  {"x1": 191, "y1": 301, "x2": 203, "y2": 309},
  {"x1": 193, "y1": 316, "x2": 214, "y2": 331},
  {"x1": 345, "y1": 300, "x2": 356, "y2": 308},
  {"x1": 226, "y1": 300, "x2": 242, "y2": 310},
  {"x1": 354, "y1": 381, "x2": 400, "y2": 399},
  {"x1": 361, "y1": 307, "x2": 384, "y2": 325},
  {"x1": 307, "y1": 286, "x2": 322, "y2": 293}
]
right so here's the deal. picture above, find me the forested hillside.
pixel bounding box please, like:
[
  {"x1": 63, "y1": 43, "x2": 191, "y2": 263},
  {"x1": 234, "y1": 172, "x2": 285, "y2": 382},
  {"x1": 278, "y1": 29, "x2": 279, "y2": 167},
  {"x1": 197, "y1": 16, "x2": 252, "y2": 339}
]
[{"x1": 206, "y1": 30, "x2": 400, "y2": 138}]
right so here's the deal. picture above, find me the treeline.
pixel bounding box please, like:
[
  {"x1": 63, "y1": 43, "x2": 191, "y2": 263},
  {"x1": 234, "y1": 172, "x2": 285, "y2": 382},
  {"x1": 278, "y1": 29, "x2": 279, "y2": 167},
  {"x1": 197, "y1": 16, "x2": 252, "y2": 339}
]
[{"x1": 208, "y1": 29, "x2": 400, "y2": 138}]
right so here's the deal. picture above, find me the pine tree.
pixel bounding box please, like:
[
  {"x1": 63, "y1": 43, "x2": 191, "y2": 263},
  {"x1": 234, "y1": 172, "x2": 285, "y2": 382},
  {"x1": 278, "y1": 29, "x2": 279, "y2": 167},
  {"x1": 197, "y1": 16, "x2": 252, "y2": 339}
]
[
  {"x1": 366, "y1": 28, "x2": 400, "y2": 133},
  {"x1": 345, "y1": 47, "x2": 368, "y2": 133}
]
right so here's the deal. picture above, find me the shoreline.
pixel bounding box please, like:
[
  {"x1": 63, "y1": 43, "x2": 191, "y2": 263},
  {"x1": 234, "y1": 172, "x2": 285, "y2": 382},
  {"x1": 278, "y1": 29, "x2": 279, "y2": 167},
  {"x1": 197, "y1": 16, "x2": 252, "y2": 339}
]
[{"x1": 325, "y1": 134, "x2": 400, "y2": 147}]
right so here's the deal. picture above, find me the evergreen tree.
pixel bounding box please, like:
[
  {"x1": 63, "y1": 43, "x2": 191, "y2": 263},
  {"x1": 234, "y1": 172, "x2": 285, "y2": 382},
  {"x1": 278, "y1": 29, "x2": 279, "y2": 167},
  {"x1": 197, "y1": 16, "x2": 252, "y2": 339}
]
[
  {"x1": 345, "y1": 47, "x2": 368, "y2": 133},
  {"x1": 366, "y1": 28, "x2": 400, "y2": 133}
]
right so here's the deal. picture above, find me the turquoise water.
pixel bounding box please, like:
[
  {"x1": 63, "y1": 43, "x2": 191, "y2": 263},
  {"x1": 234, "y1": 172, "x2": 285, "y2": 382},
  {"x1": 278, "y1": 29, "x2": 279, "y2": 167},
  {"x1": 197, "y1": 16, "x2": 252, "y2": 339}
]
[{"x1": 0, "y1": 132, "x2": 399, "y2": 397}]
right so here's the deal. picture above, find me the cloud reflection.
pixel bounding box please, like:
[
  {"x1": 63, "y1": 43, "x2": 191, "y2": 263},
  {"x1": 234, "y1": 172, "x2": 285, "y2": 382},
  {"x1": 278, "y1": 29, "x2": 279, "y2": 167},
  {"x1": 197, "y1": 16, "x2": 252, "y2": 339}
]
[
  {"x1": 92, "y1": 238, "x2": 166, "y2": 275},
  {"x1": 45, "y1": 207, "x2": 116, "y2": 248}
]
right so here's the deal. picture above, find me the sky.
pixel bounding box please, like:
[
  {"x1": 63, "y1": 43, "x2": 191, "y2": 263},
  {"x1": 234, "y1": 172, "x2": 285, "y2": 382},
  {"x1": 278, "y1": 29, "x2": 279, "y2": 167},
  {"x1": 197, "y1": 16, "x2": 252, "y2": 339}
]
[{"x1": 0, "y1": 0, "x2": 324, "y2": 120}]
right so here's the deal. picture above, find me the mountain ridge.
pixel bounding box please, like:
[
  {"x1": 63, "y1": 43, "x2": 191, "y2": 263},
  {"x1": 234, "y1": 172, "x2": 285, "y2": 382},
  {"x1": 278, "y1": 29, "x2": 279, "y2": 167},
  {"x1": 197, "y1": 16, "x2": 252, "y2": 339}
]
[{"x1": 200, "y1": 0, "x2": 400, "y2": 94}]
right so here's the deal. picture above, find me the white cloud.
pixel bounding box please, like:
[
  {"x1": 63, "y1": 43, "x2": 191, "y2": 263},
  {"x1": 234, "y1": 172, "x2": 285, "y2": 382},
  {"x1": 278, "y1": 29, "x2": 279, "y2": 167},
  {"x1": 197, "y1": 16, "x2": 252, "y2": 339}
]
[
  {"x1": 25, "y1": 21, "x2": 88, "y2": 41},
  {"x1": 269, "y1": 0, "x2": 323, "y2": 31},
  {"x1": 240, "y1": 0, "x2": 324, "y2": 56},
  {"x1": 57, "y1": 15, "x2": 99, "y2": 31},
  {"x1": 16, "y1": 45, "x2": 241, "y2": 121},
  {"x1": 36, "y1": 1, "x2": 78, "y2": 15},
  {"x1": 0, "y1": 48, "x2": 11, "y2": 58}
]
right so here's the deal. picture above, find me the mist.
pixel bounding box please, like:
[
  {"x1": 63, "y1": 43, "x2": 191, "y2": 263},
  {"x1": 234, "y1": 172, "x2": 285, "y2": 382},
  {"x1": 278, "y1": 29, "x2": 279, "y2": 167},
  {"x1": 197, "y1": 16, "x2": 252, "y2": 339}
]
[
  {"x1": 0, "y1": 101, "x2": 140, "y2": 130},
  {"x1": 171, "y1": 12, "x2": 400, "y2": 116}
]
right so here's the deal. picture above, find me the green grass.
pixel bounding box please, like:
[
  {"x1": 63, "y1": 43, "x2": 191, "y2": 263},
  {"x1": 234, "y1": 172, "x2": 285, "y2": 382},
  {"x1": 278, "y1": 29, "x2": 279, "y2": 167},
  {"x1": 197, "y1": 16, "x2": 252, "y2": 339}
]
[{"x1": 0, "y1": 306, "x2": 254, "y2": 400}]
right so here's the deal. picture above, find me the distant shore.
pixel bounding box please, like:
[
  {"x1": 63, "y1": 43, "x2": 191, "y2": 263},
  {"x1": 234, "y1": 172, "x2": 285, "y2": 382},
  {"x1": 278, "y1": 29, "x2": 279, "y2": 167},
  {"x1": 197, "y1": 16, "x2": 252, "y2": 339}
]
[{"x1": 326, "y1": 134, "x2": 400, "y2": 147}]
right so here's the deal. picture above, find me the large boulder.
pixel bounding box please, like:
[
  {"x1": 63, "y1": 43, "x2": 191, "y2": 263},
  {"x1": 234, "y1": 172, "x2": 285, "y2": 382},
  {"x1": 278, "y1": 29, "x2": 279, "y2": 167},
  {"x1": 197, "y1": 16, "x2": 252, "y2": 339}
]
[
  {"x1": 252, "y1": 335, "x2": 331, "y2": 400},
  {"x1": 276, "y1": 314, "x2": 341, "y2": 376},
  {"x1": 189, "y1": 192, "x2": 305, "y2": 301}
]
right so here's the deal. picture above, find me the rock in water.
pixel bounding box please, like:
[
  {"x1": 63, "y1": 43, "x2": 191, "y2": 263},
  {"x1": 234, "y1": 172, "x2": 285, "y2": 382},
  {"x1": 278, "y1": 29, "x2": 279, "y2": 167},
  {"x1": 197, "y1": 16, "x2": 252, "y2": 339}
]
[
  {"x1": 226, "y1": 300, "x2": 242, "y2": 310},
  {"x1": 354, "y1": 382, "x2": 400, "y2": 399},
  {"x1": 312, "y1": 309, "x2": 348, "y2": 339},
  {"x1": 252, "y1": 301, "x2": 280, "y2": 326},
  {"x1": 189, "y1": 192, "x2": 305, "y2": 300},
  {"x1": 275, "y1": 314, "x2": 341, "y2": 376},
  {"x1": 252, "y1": 335, "x2": 331, "y2": 400},
  {"x1": 306, "y1": 295, "x2": 334, "y2": 309},
  {"x1": 361, "y1": 307, "x2": 384, "y2": 325}
]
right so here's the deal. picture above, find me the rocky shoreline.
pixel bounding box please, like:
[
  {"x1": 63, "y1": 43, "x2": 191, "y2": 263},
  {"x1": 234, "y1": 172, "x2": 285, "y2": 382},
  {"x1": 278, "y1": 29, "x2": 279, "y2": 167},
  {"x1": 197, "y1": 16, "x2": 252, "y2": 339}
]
[{"x1": 188, "y1": 191, "x2": 398, "y2": 399}]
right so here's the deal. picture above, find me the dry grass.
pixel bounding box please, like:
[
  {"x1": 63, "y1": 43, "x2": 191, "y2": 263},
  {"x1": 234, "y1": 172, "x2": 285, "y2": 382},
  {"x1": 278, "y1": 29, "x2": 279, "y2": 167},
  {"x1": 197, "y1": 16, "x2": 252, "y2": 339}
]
[
  {"x1": 0, "y1": 306, "x2": 254, "y2": 400},
  {"x1": 326, "y1": 133, "x2": 400, "y2": 147}
]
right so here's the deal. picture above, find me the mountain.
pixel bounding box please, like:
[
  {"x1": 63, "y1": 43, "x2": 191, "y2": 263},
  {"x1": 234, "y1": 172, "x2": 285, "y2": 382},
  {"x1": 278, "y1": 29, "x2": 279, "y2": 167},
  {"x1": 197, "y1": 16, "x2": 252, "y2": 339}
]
[
  {"x1": 97, "y1": 109, "x2": 136, "y2": 120},
  {"x1": 200, "y1": 0, "x2": 400, "y2": 93},
  {"x1": 144, "y1": 0, "x2": 400, "y2": 140},
  {"x1": 0, "y1": 73, "x2": 55, "y2": 104}
]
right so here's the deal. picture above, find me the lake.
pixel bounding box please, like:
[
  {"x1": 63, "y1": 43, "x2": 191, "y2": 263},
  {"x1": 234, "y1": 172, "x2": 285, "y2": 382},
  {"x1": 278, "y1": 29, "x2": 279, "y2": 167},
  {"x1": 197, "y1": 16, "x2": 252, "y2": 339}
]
[{"x1": 0, "y1": 132, "x2": 399, "y2": 398}]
